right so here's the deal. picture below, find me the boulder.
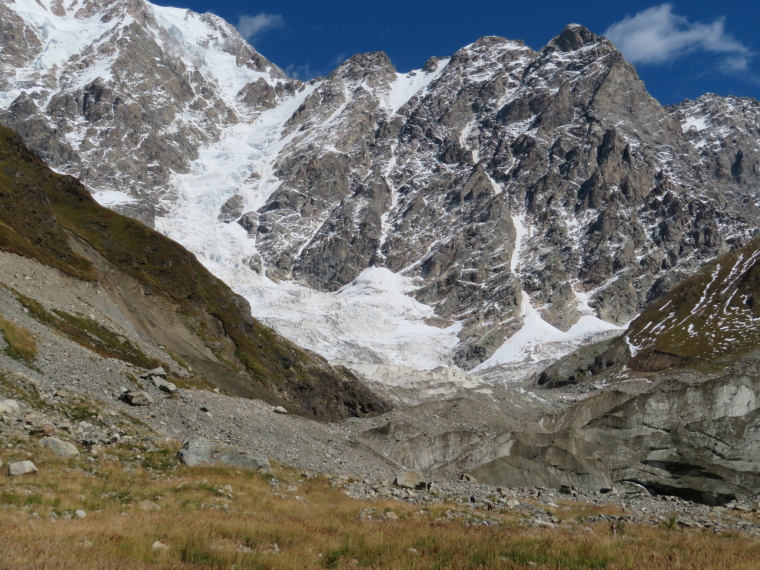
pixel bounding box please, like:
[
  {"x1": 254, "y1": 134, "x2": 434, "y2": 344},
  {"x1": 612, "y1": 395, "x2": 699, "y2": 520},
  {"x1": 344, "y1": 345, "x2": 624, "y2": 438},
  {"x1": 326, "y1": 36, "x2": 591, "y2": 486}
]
[
  {"x1": 30, "y1": 424, "x2": 56, "y2": 436},
  {"x1": 393, "y1": 470, "x2": 427, "y2": 490},
  {"x1": 151, "y1": 377, "x2": 177, "y2": 394},
  {"x1": 8, "y1": 460, "x2": 37, "y2": 476},
  {"x1": 0, "y1": 399, "x2": 20, "y2": 415},
  {"x1": 139, "y1": 500, "x2": 161, "y2": 511},
  {"x1": 141, "y1": 367, "x2": 167, "y2": 380},
  {"x1": 273, "y1": 406, "x2": 288, "y2": 414},
  {"x1": 177, "y1": 438, "x2": 270, "y2": 471},
  {"x1": 460, "y1": 473, "x2": 477, "y2": 483},
  {"x1": 158, "y1": 381, "x2": 177, "y2": 394},
  {"x1": 39, "y1": 436, "x2": 79, "y2": 459},
  {"x1": 121, "y1": 390, "x2": 153, "y2": 406}
]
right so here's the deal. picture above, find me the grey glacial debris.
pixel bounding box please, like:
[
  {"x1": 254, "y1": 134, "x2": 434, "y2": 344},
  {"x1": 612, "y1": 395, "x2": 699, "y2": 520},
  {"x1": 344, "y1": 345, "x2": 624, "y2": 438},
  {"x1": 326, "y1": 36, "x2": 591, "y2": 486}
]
[
  {"x1": 8, "y1": 460, "x2": 37, "y2": 476},
  {"x1": 469, "y1": 363, "x2": 760, "y2": 505},
  {"x1": 178, "y1": 438, "x2": 270, "y2": 471},
  {"x1": 39, "y1": 436, "x2": 79, "y2": 459}
]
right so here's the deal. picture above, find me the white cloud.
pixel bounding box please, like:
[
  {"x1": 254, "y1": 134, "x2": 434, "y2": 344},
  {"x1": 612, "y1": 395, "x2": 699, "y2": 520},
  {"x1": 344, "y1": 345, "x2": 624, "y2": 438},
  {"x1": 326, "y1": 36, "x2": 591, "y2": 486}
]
[
  {"x1": 236, "y1": 13, "x2": 284, "y2": 43},
  {"x1": 605, "y1": 4, "x2": 751, "y2": 71}
]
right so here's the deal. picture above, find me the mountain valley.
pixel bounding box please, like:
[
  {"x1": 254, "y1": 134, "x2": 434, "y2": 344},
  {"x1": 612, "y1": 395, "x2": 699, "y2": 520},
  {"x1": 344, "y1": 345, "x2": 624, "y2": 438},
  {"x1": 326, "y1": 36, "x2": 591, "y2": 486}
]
[{"x1": 2, "y1": 0, "x2": 760, "y2": 564}]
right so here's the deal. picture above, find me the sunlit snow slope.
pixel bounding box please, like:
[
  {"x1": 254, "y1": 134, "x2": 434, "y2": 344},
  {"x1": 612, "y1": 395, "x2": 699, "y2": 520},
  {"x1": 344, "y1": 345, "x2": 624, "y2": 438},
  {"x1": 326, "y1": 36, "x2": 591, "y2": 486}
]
[{"x1": 154, "y1": 76, "x2": 463, "y2": 370}]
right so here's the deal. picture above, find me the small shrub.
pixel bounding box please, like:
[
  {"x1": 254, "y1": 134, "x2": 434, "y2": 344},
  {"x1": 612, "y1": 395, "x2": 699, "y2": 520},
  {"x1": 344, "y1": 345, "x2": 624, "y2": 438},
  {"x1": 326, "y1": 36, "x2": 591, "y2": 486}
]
[{"x1": 662, "y1": 513, "x2": 679, "y2": 531}]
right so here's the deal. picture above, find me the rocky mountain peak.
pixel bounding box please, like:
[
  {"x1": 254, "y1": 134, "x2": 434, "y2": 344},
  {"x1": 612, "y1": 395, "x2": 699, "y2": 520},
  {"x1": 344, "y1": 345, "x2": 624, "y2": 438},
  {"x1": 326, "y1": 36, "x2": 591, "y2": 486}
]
[
  {"x1": 329, "y1": 51, "x2": 397, "y2": 88},
  {"x1": 1, "y1": 0, "x2": 759, "y2": 374},
  {"x1": 548, "y1": 23, "x2": 604, "y2": 52}
]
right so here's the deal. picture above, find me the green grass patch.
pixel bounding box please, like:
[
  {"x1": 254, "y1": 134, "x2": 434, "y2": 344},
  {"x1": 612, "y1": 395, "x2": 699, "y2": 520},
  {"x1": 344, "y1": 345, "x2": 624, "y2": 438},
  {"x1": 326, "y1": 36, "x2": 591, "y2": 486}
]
[
  {"x1": 0, "y1": 315, "x2": 37, "y2": 365},
  {"x1": 0, "y1": 369, "x2": 44, "y2": 410},
  {"x1": 4, "y1": 286, "x2": 161, "y2": 370}
]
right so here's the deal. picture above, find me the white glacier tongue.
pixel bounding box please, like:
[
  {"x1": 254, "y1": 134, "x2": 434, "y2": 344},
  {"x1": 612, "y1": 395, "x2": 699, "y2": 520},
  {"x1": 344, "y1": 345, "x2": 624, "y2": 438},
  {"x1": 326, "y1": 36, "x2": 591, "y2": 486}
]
[
  {"x1": 155, "y1": 81, "x2": 462, "y2": 370},
  {"x1": 228, "y1": 267, "x2": 462, "y2": 370}
]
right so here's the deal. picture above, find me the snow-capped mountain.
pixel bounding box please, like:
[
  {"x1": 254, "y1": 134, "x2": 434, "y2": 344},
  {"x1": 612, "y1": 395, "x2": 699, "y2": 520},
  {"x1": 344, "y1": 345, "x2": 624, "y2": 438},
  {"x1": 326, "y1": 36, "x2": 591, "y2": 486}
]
[{"x1": 2, "y1": 0, "x2": 758, "y2": 377}]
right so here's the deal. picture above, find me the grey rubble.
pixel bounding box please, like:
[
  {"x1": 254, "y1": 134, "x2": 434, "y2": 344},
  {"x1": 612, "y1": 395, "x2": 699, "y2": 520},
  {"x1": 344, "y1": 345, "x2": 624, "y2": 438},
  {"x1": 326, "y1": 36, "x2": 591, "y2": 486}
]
[{"x1": 1, "y1": 2, "x2": 758, "y2": 366}]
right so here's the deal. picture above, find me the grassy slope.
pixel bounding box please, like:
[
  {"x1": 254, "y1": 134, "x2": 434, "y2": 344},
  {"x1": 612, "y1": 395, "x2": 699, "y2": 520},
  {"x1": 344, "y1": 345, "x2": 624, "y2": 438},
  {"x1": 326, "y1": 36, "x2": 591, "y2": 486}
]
[
  {"x1": 626, "y1": 237, "x2": 760, "y2": 371},
  {"x1": 2, "y1": 442, "x2": 760, "y2": 569},
  {"x1": 539, "y1": 238, "x2": 760, "y2": 386},
  {"x1": 0, "y1": 125, "x2": 389, "y2": 419}
]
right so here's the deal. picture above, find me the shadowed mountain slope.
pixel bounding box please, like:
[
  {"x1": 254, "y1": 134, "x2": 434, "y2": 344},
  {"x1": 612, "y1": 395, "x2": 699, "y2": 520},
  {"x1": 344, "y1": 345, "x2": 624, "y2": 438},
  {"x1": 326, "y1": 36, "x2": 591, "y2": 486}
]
[{"x1": 0, "y1": 124, "x2": 390, "y2": 420}]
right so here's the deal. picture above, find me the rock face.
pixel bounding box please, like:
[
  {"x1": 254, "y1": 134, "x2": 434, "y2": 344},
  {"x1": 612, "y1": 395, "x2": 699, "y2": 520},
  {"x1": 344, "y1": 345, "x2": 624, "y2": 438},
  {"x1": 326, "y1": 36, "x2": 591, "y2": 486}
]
[
  {"x1": 1, "y1": 2, "x2": 759, "y2": 369},
  {"x1": 178, "y1": 438, "x2": 270, "y2": 471},
  {"x1": 217, "y1": 195, "x2": 246, "y2": 223}
]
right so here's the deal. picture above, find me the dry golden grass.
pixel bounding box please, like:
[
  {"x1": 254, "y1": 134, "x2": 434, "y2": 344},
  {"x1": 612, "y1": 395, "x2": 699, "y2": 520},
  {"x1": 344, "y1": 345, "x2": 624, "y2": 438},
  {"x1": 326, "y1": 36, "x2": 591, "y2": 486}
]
[
  {"x1": 1, "y1": 446, "x2": 759, "y2": 569},
  {"x1": 0, "y1": 314, "x2": 37, "y2": 365}
]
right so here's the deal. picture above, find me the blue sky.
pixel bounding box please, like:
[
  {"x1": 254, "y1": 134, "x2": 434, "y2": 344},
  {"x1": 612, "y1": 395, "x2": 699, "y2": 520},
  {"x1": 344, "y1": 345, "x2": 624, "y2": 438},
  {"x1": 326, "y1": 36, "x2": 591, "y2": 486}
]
[{"x1": 157, "y1": 0, "x2": 759, "y2": 105}]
